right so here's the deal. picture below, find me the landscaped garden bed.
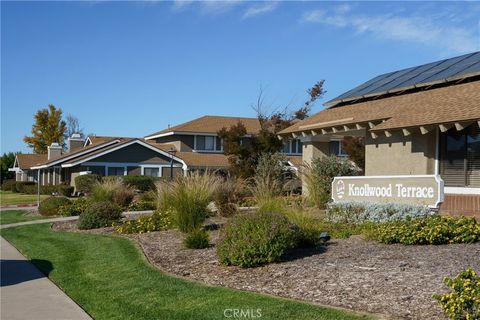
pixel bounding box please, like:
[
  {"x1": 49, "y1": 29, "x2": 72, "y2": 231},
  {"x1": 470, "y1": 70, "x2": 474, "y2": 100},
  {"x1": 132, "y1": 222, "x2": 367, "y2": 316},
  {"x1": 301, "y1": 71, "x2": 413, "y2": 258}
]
[
  {"x1": 42, "y1": 155, "x2": 480, "y2": 319},
  {"x1": 52, "y1": 218, "x2": 480, "y2": 320}
]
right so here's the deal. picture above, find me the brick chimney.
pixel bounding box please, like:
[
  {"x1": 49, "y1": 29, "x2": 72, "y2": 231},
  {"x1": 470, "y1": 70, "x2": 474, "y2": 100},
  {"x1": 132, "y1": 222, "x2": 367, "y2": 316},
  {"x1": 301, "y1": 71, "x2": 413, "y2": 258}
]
[
  {"x1": 68, "y1": 133, "x2": 84, "y2": 152},
  {"x1": 47, "y1": 142, "x2": 63, "y2": 160}
]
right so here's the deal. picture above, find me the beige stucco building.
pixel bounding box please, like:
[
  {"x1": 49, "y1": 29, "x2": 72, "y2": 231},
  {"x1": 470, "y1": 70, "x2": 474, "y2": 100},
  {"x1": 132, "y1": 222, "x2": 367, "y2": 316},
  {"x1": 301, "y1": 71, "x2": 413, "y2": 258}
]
[{"x1": 280, "y1": 51, "x2": 480, "y2": 216}]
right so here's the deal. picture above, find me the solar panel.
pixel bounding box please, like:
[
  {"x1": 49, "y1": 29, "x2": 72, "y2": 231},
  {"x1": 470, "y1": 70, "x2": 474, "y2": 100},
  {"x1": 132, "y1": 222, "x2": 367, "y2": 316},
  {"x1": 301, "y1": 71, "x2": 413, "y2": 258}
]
[{"x1": 326, "y1": 51, "x2": 480, "y2": 107}]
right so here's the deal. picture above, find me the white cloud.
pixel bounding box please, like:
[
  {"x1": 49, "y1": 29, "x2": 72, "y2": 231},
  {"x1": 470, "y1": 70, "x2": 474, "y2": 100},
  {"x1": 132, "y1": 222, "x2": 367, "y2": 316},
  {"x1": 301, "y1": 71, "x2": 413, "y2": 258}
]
[
  {"x1": 200, "y1": 0, "x2": 243, "y2": 15},
  {"x1": 334, "y1": 3, "x2": 353, "y2": 14},
  {"x1": 301, "y1": 8, "x2": 478, "y2": 55},
  {"x1": 171, "y1": 0, "x2": 194, "y2": 11},
  {"x1": 170, "y1": 0, "x2": 243, "y2": 14},
  {"x1": 242, "y1": 1, "x2": 279, "y2": 19}
]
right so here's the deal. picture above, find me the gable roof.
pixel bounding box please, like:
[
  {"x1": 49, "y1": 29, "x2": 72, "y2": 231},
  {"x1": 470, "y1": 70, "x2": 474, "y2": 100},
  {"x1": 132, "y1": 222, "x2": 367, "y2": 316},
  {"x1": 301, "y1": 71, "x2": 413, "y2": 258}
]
[
  {"x1": 60, "y1": 139, "x2": 187, "y2": 169},
  {"x1": 280, "y1": 80, "x2": 480, "y2": 135},
  {"x1": 15, "y1": 154, "x2": 48, "y2": 170},
  {"x1": 326, "y1": 51, "x2": 480, "y2": 108},
  {"x1": 144, "y1": 115, "x2": 261, "y2": 139}
]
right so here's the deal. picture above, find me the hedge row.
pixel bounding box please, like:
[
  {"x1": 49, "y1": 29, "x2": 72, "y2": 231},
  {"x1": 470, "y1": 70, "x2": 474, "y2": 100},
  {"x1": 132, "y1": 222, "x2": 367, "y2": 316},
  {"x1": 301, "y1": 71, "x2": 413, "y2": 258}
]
[
  {"x1": 5, "y1": 181, "x2": 74, "y2": 197},
  {"x1": 75, "y1": 174, "x2": 159, "y2": 194}
]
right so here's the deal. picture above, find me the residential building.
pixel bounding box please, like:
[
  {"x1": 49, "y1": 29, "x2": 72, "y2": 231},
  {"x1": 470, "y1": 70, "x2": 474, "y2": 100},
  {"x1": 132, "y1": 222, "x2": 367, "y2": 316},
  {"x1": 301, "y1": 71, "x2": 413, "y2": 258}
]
[{"x1": 280, "y1": 51, "x2": 480, "y2": 216}]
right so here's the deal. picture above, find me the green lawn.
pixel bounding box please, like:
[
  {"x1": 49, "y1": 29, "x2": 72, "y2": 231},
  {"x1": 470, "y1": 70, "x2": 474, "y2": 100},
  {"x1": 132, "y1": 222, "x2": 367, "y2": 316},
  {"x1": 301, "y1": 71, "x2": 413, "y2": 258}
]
[
  {"x1": 1, "y1": 224, "x2": 372, "y2": 320},
  {"x1": 0, "y1": 191, "x2": 47, "y2": 206},
  {"x1": 0, "y1": 210, "x2": 44, "y2": 225}
]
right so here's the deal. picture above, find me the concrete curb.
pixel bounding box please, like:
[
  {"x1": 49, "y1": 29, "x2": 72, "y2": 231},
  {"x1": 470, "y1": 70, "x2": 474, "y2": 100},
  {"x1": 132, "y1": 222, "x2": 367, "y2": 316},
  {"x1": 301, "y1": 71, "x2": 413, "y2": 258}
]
[{"x1": 0, "y1": 211, "x2": 155, "y2": 229}]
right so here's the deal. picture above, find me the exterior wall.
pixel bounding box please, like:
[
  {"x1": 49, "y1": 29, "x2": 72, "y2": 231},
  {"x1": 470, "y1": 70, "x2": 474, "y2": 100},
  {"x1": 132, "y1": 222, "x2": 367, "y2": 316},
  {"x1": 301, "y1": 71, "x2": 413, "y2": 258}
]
[
  {"x1": 301, "y1": 140, "x2": 330, "y2": 196},
  {"x1": 128, "y1": 166, "x2": 141, "y2": 175},
  {"x1": 365, "y1": 131, "x2": 436, "y2": 176},
  {"x1": 154, "y1": 135, "x2": 194, "y2": 152},
  {"x1": 440, "y1": 194, "x2": 480, "y2": 220},
  {"x1": 93, "y1": 144, "x2": 173, "y2": 164},
  {"x1": 302, "y1": 140, "x2": 330, "y2": 165},
  {"x1": 162, "y1": 167, "x2": 183, "y2": 178}
]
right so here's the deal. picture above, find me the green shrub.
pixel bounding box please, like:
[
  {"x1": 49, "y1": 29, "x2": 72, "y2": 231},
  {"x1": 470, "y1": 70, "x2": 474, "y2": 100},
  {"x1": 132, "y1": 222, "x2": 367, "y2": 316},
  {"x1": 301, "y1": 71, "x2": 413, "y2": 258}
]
[
  {"x1": 18, "y1": 184, "x2": 74, "y2": 196},
  {"x1": 128, "y1": 200, "x2": 156, "y2": 211},
  {"x1": 1, "y1": 179, "x2": 16, "y2": 191},
  {"x1": 114, "y1": 210, "x2": 172, "y2": 234},
  {"x1": 184, "y1": 229, "x2": 210, "y2": 249},
  {"x1": 162, "y1": 172, "x2": 220, "y2": 233},
  {"x1": 14, "y1": 181, "x2": 36, "y2": 193},
  {"x1": 326, "y1": 201, "x2": 433, "y2": 224},
  {"x1": 58, "y1": 197, "x2": 90, "y2": 216},
  {"x1": 122, "y1": 176, "x2": 157, "y2": 192},
  {"x1": 38, "y1": 196, "x2": 72, "y2": 216},
  {"x1": 75, "y1": 174, "x2": 101, "y2": 194},
  {"x1": 282, "y1": 209, "x2": 325, "y2": 246},
  {"x1": 90, "y1": 179, "x2": 134, "y2": 208},
  {"x1": 302, "y1": 155, "x2": 358, "y2": 209},
  {"x1": 370, "y1": 216, "x2": 480, "y2": 245},
  {"x1": 217, "y1": 212, "x2": 299, "y2": 268},
  {"x1": 57, "y1": 185, "x2": 74, "y2": 197},
  {"x1": 433, "y1": 268, "x2": 480, "y2": 320},
  {"x1": 78, "y1": 201, "x2": 122, "y2": 230}
]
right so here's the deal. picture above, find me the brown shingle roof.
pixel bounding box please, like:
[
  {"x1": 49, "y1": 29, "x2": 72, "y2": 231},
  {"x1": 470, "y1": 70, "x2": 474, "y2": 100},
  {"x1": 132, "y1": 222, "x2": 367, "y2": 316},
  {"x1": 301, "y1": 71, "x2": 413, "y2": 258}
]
[
  {"x1": 39, "y1": 138, "x2": 125, "y2": 167},
  {"x1": 176, "y1": 152, "x2": 230, "y2": 168},
  {"x1": 145, "y1": 115, "x2": 261, "y2": 138},
  {"x1": 16, "y1": 154, "x2": 48, "y2": 170},
  {"x1": 280, "y1": 81, "x2": 480, "y2": 135}
]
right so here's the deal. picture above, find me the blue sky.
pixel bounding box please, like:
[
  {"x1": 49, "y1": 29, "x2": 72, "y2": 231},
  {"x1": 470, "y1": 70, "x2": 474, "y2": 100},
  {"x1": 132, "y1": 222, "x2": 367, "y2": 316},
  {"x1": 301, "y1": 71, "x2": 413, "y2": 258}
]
[{"x1": 2, "y1": 1, "x2": 479, "y2": 153}]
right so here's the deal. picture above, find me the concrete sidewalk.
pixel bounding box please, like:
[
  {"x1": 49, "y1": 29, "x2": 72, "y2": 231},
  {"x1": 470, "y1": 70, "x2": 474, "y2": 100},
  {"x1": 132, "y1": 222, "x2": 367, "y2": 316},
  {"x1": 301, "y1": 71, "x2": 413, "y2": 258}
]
[
  {"x1": 0, "y1": 216, "x2": 79, "y2": 229},
  {"x1": 0, "y1": 236, "x2": 92, "y2": 320}
]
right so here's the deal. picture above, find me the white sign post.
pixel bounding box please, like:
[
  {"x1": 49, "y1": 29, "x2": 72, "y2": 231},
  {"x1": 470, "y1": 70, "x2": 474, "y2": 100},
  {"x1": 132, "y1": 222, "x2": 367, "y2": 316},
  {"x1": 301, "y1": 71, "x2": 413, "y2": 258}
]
[{"x1": 332, "y1": 175, "x2": 444, "y2": 208}]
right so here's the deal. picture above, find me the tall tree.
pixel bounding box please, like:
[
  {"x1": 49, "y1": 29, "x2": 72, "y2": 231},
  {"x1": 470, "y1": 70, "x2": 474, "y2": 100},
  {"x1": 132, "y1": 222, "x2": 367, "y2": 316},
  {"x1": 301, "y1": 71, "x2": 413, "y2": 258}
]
[
  {"x1": 24, "y1": 104, "x2": 66, "y2": 153},
  {"x1": 218, "y1": 81, "x2": 325, "y2": 178},
  {"x1": 0, "y1": 152, "x2": 18, "y2": 183},
  {"x1": 64, "y1": 114, "x2": 85, "y2": 140}
]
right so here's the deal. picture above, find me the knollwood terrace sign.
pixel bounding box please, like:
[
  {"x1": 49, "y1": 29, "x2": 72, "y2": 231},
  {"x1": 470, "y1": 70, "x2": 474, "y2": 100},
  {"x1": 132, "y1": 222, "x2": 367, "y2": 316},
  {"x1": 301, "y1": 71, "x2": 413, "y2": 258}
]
[{"x1": 332, "y1": 175, "x2": 445, "y2": 207}]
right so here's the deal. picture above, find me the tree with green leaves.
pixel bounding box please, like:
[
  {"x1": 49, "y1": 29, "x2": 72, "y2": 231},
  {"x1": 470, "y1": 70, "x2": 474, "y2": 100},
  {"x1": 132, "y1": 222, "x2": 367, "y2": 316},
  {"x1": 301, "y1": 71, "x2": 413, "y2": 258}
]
[
  {"x1": 0, "y1": 152, "x2": 18, "y2": 183},
  {"x1": 24, "y1": 104, "x2": 67, "y2": 153},
  {"x1": 218, "y1": 81, "x2": 325, "y2": 178}
]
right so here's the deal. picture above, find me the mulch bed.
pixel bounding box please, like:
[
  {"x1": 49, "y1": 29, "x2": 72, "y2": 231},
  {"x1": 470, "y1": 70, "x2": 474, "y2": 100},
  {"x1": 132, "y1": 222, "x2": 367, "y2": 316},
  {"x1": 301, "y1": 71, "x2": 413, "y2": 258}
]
[{"x1": 52, "y1": 220, "x2": 480, "y2": 320}]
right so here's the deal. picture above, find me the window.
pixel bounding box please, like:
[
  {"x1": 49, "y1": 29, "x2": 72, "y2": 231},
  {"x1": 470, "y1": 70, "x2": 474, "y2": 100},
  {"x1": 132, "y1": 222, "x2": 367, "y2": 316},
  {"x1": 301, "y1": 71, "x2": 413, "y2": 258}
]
[
  {"x1": 282, "y1": 139, "x2": 302, "y2": 154},
  {"x1": 195, "y1": 136, "x2": 216, "y2": 151},
  {"x1": 143, "y1": 167, "x2": 160, "y2": 177},
  {"x1": 329, "y1": 141, "x2": 348, "y2": 157},
  {"x1": 216, "y1": 137, "x2": 223, "y2": 151},
  {"x1": 441, "y1": 124, "x2": 480, "y2": 187},
  {"x1": 107, "y1": 167, "x2": 124, "y2": 176}
]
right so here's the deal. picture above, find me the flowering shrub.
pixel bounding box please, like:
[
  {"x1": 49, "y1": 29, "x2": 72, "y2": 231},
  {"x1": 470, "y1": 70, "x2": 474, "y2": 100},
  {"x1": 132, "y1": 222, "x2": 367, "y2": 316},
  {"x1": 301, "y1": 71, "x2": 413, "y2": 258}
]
[
  {"x1": 217, "y1": 212, "x2": 299, "y2": 268},
  {"x1": 58, "y1": 197, "x2": 90, "y2": 216},
  {"x1": 38, "y1": 196, "x2": 72, "y2": 216},
  {"x1": 128, "y1": 200, "x2": 156, "y2": 211},
  {"x1": 114, "y1": 210, "x2": 172, "y2": 234},
  {"x1": 326, "y1": 201, "x2": 434, "y2": 224},
  {"x1": 433, "y1": 268, "x2": 480, "y2": 320},
  {"x1": 371, "y1": 216, "x2": 480, "y2": 245}
]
